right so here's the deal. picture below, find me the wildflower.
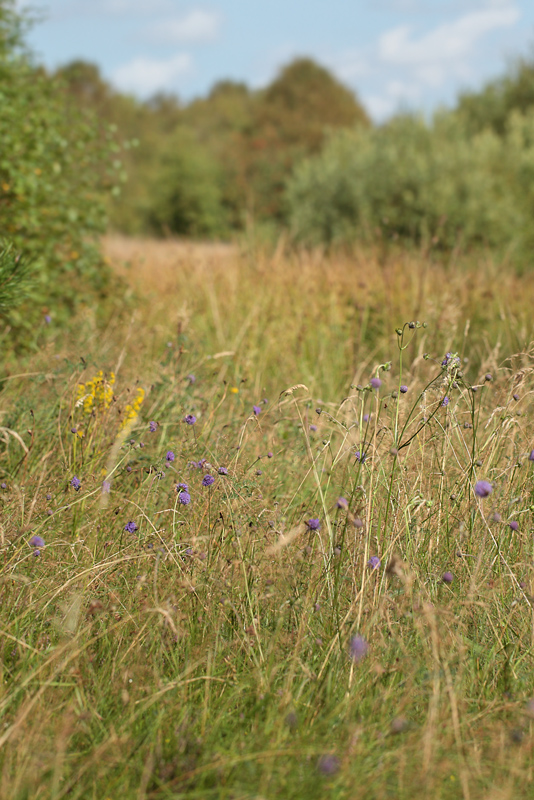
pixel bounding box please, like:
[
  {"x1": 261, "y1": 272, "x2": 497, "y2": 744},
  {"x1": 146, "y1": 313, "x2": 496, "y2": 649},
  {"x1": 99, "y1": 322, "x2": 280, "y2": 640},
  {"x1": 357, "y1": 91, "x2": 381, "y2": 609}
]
[
  {"x1": 267, "y1": 451, "x2": 273, "y2": 458},
  {"x1": 149, "y1": 421, "x2": 158, "y2": 432},
  {"x1": 253, "y1": 405, "x2": 262, "y2": 416},
  {"x1": 509, "y1": 520, "x2": 519, "y2": 531},
  {"x1": 370, "y1": 377, "x2": 382, "y2": 389},
  {"x1": 354, "y1": 450, "x2": 367, "y2": 463},
  {"x1": 256, "y1": 469, "x2": 262, "y2": 476},
  {"x1": 363, "y1": 413, "x2": 370, "y2": 423},
  {"x1": 230, "y1": 386, "x2": 239, "y2": 394},
  {"x1": 166, "y1": 451, "x2": 175, "y2": 462},
  {"x1": 178, "y1": 491, "x2": 191, "y2": 505},
  {"x1": 317, "y1": 755, "x2": 340, "y2": 776},
  {"x1": 29, "y1": 535, "x2": 45, "y2": 548},
  {"x1": 441, "y1": 352, "x2": 461, "y2": 370},
  {"x1": 368, "y1": 556, "x2": 381, "y2": 570},
  {"x1": 441, "y1": 396, "x2": 449, "y2": 407},
  {"x1": 187, "y1": 374, "x2": 196, "y2": 384},
  {"x1": 70, "y1": 427, "x2": 77, "y2": 434},
  {"x1": 176, "y1": 482, "x2": 189, "y2": 492},
  {"x1": 400, "y1": 385, "x2": 408, "y2": 394},
  {"x1": 44, "y1": 314, "x2": 51, "y2": 324},
  {"x1": 474, "y1": 480, "x2": 492, "y2": 498},
  {"x1": 124, "y1": 521, "x2": 138, "y2": 533},
  {"x1": 492, "y1": 512, "x2": 501, "y2": 522},
  {"x1": 529, "y1": 450, "x2": 534, "y2": 461},
  {"x1": 442, "y1": 571, "x2": 454, "y2": 584},
  {"x1": 184, "y1": 414, "x2": 196, "y2": 425},
  {"x1": 218, "y1": 467, "x2": 228, "y2": 475},
  {"x1": 46, "y1": 493, "x2": 52, "y2": 500},
  {"x1": 120, "y1": 387, "x2": 145, "y2": 430},
  {"x1": 102, "y1": 480, "x2": 111, "y2": 494},
  {"x1": 306, "y1": 518, "x2": 321, "y2": 531},
  {"x1": 309, "y1": 424, "x2": 318, "y2": 432},
  {"x1": 485, "y1": 373, "x2": 493, "y2": 382},
  {"x1": 202, "y1": 474, "x2": 215, "y2": 487},
  {"x1": 513, "y1": 393, "x2": 520, "y2": 401},
  {"x1": 0, "y1": 483, "x2": 6, "y2": 490},
  {"x1": 33, "y1": 550, "x2": 41, "y2": 557},
  {"x1": 353, "y1": 517, "x2": 364, "y2": 529},
  {"x1": 70, "y1": 476, "x2": 81, "y2": 491},
  {"x1": 349, "y1": 634, "x2": 368, "y2": 662},
  {"x1": 336, "y1": 497, "x2": 348, "y2": 509},
  {"x1": 76, "y1": 370, "x2": 115, "y2": 416}
]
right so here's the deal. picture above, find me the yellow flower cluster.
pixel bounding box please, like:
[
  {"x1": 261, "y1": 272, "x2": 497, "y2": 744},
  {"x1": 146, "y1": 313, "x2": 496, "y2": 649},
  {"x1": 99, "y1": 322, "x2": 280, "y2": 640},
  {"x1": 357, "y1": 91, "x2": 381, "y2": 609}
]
[
  {"x1": 76, "y1": 371, "x2": 115, "y2": 415},
  {"x1": 120, "y1": 387, "x2": 145, "y2": 430}
]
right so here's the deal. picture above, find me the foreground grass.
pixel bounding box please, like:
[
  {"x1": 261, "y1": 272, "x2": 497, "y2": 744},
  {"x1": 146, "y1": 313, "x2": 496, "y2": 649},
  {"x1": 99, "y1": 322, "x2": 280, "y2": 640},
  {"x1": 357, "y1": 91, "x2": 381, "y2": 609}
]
[{"x1": 1, "y1": 239, "x2": 534, "y2": 798}]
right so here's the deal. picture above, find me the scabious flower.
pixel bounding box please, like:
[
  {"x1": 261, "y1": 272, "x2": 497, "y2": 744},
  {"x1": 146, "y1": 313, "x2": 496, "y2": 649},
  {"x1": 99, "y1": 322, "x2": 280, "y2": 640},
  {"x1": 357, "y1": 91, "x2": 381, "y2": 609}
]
[
  {"x1": 529, "y1": 450, "x2": 534, "y2": 461},
  {"x1": 267, "y1": 451, "x2": 273, "y2": 458},
  {"x1": 149, "y1": 421, "x2": 158, "y2": 432},
  {"x1": 354, "y1": 450, "x2": 367, "y2": 463},
  {"x1": 29, "y1": 535, "x2": 45, "y2": 548},
  {"x1": 253, "y1": 405, "x2": 262, "y2": 416},
  {"x1": 102, "y1": 480, "x2": 111, "y2": 494},
  {"x1": 309, "y1": 424, "x2": 318, "y2": 432},
  {"x1": 306, "y1": 518, "x2": 321, "y2": 531},
  {"x1": 509, "y1": 520, "x2": 519, "y2": 531},
  {"x1": 176, "y1": 482, "x2": 188, "y2": 492},
  {"x1": 187, "y1": 374, "x2": 196, "y2": 384},
  {"x1": 441, "y1": 396, "x2": 449, "y2": 407},
  {"x1": 184, "y1": 414, "x2": 196, "y2": 425},
  {"x1": 442, "y1": 571, "x2": 454, "y2": 584},
  {"x1": 368, "y1": 556, "x2": 381, "y2": 570},
  {"x1": 178, "y1": 491, "x2": 191, "y2": 505},
  {"x1": 317, "y1": 754, "x2": 340, "y2": 776},
  {"x1": 202, "y1": 474, "x2": 215, "y2": 487},
  {"x1": 166, "y1": 451, "x2": 175, "y2": 462},
  {"x1": 218, "y1": 466, "x2": 228, "y2": 475},
  {"x1": 349, "y1": 634, "x2": 368, "y2": 662},
  {"x1": 70, "y1": 476, "x2": 81, "y2": 491},
  {"x1": 370, "y1": 377, "x2": 382, "y2": 389},
  {"x1": 441, "y1": 352, "x2": 461, "y2": 370},
  {"x1": 400, "y1": 385, "x2": 408, "y2": 394},
  {"x1": 363, "y1": 413, "x2": 370, "y2": 423},
  {"x1": 124, "y1": 521, "x2": 138, "y2": 533},
  {"x1": 336, "y1": 497, "x2": 348, "y2": 509},
  {"x1": 475, "y1": 480, "x2": 492, "y2": 498}
]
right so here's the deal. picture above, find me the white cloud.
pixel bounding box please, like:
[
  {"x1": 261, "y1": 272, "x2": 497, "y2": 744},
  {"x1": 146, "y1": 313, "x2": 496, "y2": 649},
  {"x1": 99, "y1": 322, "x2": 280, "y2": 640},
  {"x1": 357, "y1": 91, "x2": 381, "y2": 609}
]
[
  {"x1": 112, "y1": 53, "x2": 192, "y2": 96},
  {"x1": 52, "y1": 0, "x2": 174, "y2": 20},
  {"x1": 379, "y1": 6, "x2": 520, "y2": 69},
  {"x1": 146, "y1": 10, "x2": 221, "y2": 44}
]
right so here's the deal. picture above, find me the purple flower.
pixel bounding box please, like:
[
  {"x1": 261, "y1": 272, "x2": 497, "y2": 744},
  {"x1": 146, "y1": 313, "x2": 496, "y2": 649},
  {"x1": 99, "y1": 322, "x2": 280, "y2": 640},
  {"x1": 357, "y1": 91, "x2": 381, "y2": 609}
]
[
  {"x1": 509, "y1": 520, "x2": 519, "y2": 531},
  {"x1": 149, "y1": 421, "x2": 157, "y2": 432},
  {"x1": 102, "y1": 480, "x2": 111, "y2": 494},
  {"x1": 70, "y1": 476, "x2": 81, "y2": 491},
  {"x1": 184, "y1": 414, "x2": 196, "y2": 425},
  {"x1": 202, "y1": 474, "x2": 215, "y2": 487},
  {"x1": 124, "y1": 521, "x2": 138, "y2": 533},
  {"x1": 218, "y1": 466, "x2": 228, "y2": 475},
  {"x1": 354, "y1": 450, "x2": 367, "y2": 463},
  {"x1": 317, "y1": 754, "x2": 340, "y2": 776},
  {"x1": 176, "y1": 482, "x2": 189, "y2": 492},
  {"x1": 44, "y1": 314, "x2": 51, "y2": 325},
  {"x1": 370, "y1": 377, "x2": 382, "y2": 389},
  {"x1": 441, "y1": 352, "x2": 460, "y2": 369},
  {"x1": 253, "y1": 405, "x2": 262, "y2": 416},
  {"x1": 70, "y1": 427, "x2": 77, "y2": 434},
  {"x1": 309, "y1": 424, "x2": 318, "y2": 432},
  {"x1": 306, "y1": 518, "x2": 321, "y2": 531},
  {"x1": 529, "y1": 450, "x2": 534, "y2": 461},
  {"x1": 363, "y1": 414, "x2": 370, "y2": 423},
  {"x1": 336, "y1": 497, "x2": 348, "y2": 509},
  {"x1": 349, "y1": 634, "x2": 368, "y2": 662},
  {"x1": 178, "y1": 491, "x2": 191, "y2": 505},
  {"x1": 442, "y1": 571, "x2": 454, "y2": 584},
  {"x1": 29, "y1": 535, "x2": 45, "y2": 548},
  {"x1": 33, "y1": 549, "x2": 41, "y2": 557},
  {"x1": 368, "y1": 556, "x2": 381, "y2": 570},
  {"x1": 187, "y1": 374, "x2": 196, "y2": 384},
  {"x1": 400, "y1": 385, "x2": 408, "y2": 394},
  {"x1": 475, "y1": 480, "x2": 492, "y2": 498},
  {"x1": 166, "y1": 451, "x2": 175, "y2": 462},
  {"x1": 267, "y1": 451, "x2": 273, "y2": 458},
  {"x1": 441, "y1": 396, "x2": 449, "y2": 407},
  {"x1": 0, "y1": 483, "x2": 7, "y2": 490}
]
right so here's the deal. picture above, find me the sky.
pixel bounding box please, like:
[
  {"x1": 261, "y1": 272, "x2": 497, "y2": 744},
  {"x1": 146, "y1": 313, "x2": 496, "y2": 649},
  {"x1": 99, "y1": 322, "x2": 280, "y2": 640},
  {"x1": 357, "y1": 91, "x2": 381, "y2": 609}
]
[{"x1": 21, "y1": 0, "x2": 534, "y2": 121}]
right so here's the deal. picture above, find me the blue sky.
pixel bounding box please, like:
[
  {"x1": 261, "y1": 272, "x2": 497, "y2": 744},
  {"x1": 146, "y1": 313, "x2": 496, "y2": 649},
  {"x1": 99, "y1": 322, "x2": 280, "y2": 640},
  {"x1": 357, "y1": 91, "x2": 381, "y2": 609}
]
[{"x1": 22, "y1": 0, "x2": 534, "y2": 120}]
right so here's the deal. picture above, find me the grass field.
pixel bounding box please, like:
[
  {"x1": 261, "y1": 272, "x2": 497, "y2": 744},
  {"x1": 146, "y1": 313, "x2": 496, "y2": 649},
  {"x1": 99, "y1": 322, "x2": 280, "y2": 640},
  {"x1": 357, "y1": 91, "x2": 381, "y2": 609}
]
[{"x1": 2, "y1": 237, "x2": 534, "y2": 799}]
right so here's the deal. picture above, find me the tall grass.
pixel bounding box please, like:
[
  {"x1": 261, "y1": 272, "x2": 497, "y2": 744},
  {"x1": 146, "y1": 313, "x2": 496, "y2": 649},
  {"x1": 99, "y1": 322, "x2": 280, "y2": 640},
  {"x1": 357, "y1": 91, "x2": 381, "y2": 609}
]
[{"x1": 1, "y1": 238, "x2": 534, "y2": 799}]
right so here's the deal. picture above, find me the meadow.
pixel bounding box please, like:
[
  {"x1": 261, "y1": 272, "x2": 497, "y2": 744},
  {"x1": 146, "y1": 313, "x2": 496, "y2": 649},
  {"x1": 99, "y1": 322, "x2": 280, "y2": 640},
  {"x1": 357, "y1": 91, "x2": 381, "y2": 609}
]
[{"x1": 2, "y1": 237, "x2": 534, "y2": 799}]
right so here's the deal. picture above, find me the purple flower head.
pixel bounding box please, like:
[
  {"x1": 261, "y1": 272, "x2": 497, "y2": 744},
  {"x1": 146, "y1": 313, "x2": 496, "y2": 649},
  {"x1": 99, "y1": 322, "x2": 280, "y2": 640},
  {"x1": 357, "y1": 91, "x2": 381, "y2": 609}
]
[
  {"x1": 124, "y1": 521, "x2": 138, "y2": 533},
  {"x1": 184, "y1": 414, "x2": 196, "y2": 425},
  {"x1": 70, "y1": 427, "x2": 77, "y2": 434},
  {"x1": 370, "y1": 377, "x2": 382, "y2": 390},
  {"x1": 442, "y1": 571, "x2": 454, "y2": 584},
  {"x1": 178, "y1": 491, "x2": 191, "y2": 505},
  {"x1": 267, "y1": 451, "x2": 273, "y2": 458},
  {"x1": 354, "y1": 450, "x2": 367, "y2": 463},
  {"x1": 218, "y1": 466, "x2": 228, "y2": 475},
  {"x1": 368, "y1": 556, "x2": 381, "y2": 570},
  {"x1": 442, "y1": 352, "x2": 461, "y2": 369},
  {"x1": 165, "y1": 450, "x2": 175, "y2": 462},
  {"x1": 202, "y1": 474, "x2": 215, "y2": 487},
  {"x1": 363, "y1": 413, "x2": 370, "y2": 423},
  {"x1": 70, "y1": 476, "x2": 81, "y2": 491},
  {"x1": 176, "y1": 482, "x2": 188, "y2": 492},
  {"x1": 149, "y1": 421, "x2": 157, "y2": 432},
  {"x1": 529, "y1": 449, "x2": 534, "y2": 462},
  {"x1": 187, "y1": 374, "x2": 196, "y2": 384},
  {"x1": 349, "y1": 634, "x2": 368, "y2": 662},
  {"x1": 33, "y1": 549, "x2": 41, "y2": 557},
  {"x1": 1, "y1": 483, "x2": 7, "y2": 490},
  {"x1": 44, "y1": 314, "x2": 51, "y2": 325},
  {"x1": 475, "y1": 480, "x2": 492, "y2": 498},
  {"x1": 29, "y1": 535, "x2": 45, "y2": 548},
  {"x1": 309, "y1": 424, "x2": 318, "y2": 432},
  {"x1": 441, "y1": 396, "x2": 449, "y2": 407},
  {"x1": 256, "y1": 469, "x2": 262, "y2": 476},
  {"x1": 253, "y1": 405, "x2": 262, "y2": 416},
  {"x1": 306, "y1": 518, "x2": 321, "y2": 531},
  {"x1": 102, "y1": 480, "x2": 111, "y2": 494},
  {"x1": 400, "y1": 385, "x2": 408, "y2": 394},
  {"x1": 336, "y1": 497, "x2": 348, "y2": 509},
  {"x1": 317, "y1": 755, "x2": 340, "y2": 776},
  {"x1": 509, "y1": 520, "x2": 519, "y2": 531}
]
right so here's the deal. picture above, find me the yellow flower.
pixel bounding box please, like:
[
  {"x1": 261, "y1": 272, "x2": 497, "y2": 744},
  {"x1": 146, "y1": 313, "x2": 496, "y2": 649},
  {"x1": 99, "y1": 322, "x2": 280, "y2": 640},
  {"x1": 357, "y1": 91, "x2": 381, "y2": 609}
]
[
  {"x1": 120, "y1": 387, "x2": 145, "y2": 429},
  {"x1": 76, "y1": 370, "x2": 115, "y2": 415},
  {"x1": 230, "y1": 386, "x2": 239, "y2": 394}
]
